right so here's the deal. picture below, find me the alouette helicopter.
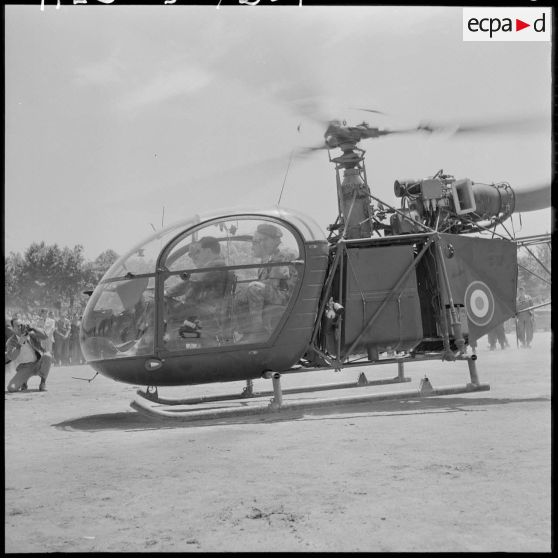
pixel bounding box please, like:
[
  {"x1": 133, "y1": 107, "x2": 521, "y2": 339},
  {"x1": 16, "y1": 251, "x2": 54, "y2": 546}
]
[{"x1": 79, "y1": 112, "x2": 551, "y2": 420}]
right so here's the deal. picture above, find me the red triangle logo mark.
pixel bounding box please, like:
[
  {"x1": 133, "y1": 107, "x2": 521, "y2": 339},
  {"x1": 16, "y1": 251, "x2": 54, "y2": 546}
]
[{"x1": 516, "y1": 19, "x2": 530, "y2": 32}]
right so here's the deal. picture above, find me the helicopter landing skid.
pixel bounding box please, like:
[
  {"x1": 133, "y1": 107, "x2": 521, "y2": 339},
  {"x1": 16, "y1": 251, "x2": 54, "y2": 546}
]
[
  {"x1": 135, "y1": 369, "x2": 412, "y2": 407},
  {"x1": 130, "y1": 356, "x2": 489, "y2": 422}
]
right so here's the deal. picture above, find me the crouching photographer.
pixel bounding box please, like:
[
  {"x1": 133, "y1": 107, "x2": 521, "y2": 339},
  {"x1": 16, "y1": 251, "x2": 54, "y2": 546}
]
[{"x1": 5, "y1": 316, "x2": 52, "y2": 392}]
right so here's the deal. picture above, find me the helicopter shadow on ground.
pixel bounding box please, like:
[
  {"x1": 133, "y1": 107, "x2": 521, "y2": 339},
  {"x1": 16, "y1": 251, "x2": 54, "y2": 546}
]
[{"x1": 52, "y1": 394, "x2": 549, "y2": 433}]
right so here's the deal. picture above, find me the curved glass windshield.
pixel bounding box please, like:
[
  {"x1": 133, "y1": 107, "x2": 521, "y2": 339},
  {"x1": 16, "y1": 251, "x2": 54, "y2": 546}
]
[
  {"x1": 81, "y1": 276, "x2": 156, "y2": 361},
  {"x1": 81, "y1": 214, "x2": 306, "y2": 360},
  {"x1": 160, "y1": 217, "x2": 302, "y2": 351}
]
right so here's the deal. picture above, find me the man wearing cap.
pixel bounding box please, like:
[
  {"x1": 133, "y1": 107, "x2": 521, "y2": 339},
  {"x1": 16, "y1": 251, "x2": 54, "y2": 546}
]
[{"x1": 243, "y1": 223, "x2": 296, "y2": 342}]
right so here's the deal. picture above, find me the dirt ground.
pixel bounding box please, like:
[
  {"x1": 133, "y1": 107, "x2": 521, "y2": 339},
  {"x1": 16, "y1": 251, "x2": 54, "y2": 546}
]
[{"x1": 5, "y1": 332, "x2": 551, "y2": 552}]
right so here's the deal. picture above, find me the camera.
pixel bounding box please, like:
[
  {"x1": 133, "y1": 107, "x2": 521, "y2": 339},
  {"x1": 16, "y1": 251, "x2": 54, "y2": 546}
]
[{"x1": 18, "y1": 324, "x2": 32, "y2": 335}]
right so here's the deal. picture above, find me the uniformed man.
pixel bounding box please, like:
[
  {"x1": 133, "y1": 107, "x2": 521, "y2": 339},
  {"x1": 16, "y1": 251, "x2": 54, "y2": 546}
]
[
  {"x1": 516, "y1": 286, "x2": 534, "y2": 348},
  {"x1": 487, "y1": 322, "x2": 509, "y2": 350},
  {"x1": 243, "y1": 223, "x2": 297, "y2": 342}
]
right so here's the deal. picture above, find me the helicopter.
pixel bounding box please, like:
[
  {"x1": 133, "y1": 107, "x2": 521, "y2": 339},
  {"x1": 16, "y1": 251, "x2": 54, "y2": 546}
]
[{"x1": 78, "y1": 112, "x2": 551, "y2": 417}]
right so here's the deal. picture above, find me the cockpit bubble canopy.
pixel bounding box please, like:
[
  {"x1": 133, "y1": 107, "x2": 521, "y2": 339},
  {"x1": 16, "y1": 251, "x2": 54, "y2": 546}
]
[{"x1": 81, "y1": 207, "x2": 326, "y2": 362}]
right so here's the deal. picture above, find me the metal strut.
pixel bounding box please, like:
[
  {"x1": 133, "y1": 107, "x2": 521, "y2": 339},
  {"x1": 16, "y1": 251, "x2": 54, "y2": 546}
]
[
  {"x1": 263, "y1": 371, "x2": 283, "y2": 409},
  {"x1": 242, "y1": 379, "x2": 254, "y2": 397},
  {"x1": 467, "y1": 354, "x2": 480, "y2": 386}
]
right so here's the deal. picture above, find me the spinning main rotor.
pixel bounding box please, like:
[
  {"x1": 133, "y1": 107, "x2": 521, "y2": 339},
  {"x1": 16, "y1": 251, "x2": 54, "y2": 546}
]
[{"x1": 293, "y1": 108, "x2": 550, "y2": 241}]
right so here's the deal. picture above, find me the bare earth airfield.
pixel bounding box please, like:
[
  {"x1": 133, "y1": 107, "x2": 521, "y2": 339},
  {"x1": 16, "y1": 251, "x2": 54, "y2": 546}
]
[{"x1": 5, "y1": 332, "x2": 551, "y2": 552}]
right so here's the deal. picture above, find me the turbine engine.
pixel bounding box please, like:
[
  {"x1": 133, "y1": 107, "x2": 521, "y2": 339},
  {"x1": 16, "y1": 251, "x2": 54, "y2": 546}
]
[{"x1": 389, "y1": 170, "x2": 548, "y2": 235}]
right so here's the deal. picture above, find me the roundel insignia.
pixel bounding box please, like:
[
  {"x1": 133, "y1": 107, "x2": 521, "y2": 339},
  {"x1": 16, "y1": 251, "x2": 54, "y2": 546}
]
[{"x1": 464, "y1": 281, "x2": 495, "y2": 327}]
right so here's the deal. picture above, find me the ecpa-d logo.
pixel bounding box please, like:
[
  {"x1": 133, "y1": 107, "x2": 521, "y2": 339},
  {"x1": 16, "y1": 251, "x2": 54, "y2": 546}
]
[{"x1": 463, "y1": 8, "x2": 551, "y2": 42}]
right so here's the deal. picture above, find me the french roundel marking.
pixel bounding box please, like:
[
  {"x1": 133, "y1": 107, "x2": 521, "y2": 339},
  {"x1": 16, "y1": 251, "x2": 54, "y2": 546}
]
[{"x1": 465, "y1": 281, "x2": 495, "y2": 327}]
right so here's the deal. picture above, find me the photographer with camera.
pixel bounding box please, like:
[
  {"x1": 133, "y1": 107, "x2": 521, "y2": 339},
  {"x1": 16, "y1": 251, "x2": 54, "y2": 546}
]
[{"x1": 5, "y1": 316, "x2": 52, "y2": 392}]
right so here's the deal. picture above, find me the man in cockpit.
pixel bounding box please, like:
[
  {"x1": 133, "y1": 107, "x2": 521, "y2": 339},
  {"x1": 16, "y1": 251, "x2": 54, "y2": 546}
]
[
  {"x1": 166, "y1": 237, "x2": 228, "y2": 298},
  {"x1": 164, "y1": 240, "x2": 202, "y2": 300},
  {"x1": 164, "y1": 236, "x2": 232, "y2": 344},
  {"x1": 242, "y1": 223, "x2": 296, "y2": 342}
]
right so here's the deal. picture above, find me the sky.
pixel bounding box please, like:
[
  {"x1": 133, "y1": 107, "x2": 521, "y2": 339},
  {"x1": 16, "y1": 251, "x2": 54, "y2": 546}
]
[{"x1": 4, "y1": 4, "x2": 553, "y2": 261}]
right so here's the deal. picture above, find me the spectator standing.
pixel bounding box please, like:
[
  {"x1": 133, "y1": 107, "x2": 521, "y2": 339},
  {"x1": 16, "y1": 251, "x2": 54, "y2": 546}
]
[
  {"x1": 516, "y1": 287, "x2": 534, "y2": 348},
  {"x1": 69, "y1": 314, "x2": 84, "y2": 365},
  {"x1": 53, "y1": 316, "x2": 71, "y2": 366},
  {"x1": 487, "y1": 322, "x2": 509, "y2": 350},
  {"x1": 38, "y1": 309, "x2": 56, "y2": 353}
]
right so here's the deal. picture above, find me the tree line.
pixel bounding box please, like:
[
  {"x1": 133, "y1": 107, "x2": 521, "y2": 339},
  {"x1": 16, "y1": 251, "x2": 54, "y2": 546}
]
[{"x1": 5, "y1": 242, "x2": 119, "y2": 314}]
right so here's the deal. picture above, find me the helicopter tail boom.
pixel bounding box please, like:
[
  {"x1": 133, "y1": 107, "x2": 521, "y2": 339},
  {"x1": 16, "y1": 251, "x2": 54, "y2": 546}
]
[{"x1": 512, "y1": 182, "x2": 551, "y2": 213}]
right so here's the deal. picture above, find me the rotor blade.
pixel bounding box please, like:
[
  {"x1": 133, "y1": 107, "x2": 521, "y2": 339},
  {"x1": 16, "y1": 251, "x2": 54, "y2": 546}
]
[
  {"x1": 377, "y1": 127, "x2": 421, "y2": 136},
  {"x1": 296, "y1": 144, "x2": 329, "y2": 156},
  {"x1": 361, "y1": 126, "x2": 427, "y2": 139},
  {"x1": 418, "y1": 114, "x2": 548, "y2": 136},
  {"x1": 512, "y1": 182, "x2": 551, "y2": 213},
  {"x1": 350, "y1": 106, "x2": 386, "y2": 115}
]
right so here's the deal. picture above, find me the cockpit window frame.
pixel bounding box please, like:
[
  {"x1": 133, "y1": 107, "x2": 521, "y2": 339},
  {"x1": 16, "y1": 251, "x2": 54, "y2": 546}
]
[{"x1": 154, "y1": 214, "x2": 307, "y2": 356}]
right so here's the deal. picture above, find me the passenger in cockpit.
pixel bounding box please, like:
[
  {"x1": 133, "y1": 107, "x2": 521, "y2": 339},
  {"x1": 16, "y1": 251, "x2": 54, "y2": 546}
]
[{"x1": 241, "y1": 223, "x2": 297, "y2": 342}]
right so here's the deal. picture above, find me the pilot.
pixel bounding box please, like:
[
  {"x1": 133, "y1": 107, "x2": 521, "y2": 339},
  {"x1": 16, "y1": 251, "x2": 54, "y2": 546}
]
[
  {"x1": 242, "y1": 223, "x2": 296, "y2": 342},
  {"x1": 166, "y1": 237, "x2": 228, "y2": 300},
  {"x1": 5, "y1": 316, "x2": 52, "y2": 392},
  {"x1": 165, "y1": 237, "x2": 232, "y2": 344},
  {"x1": 164, "y1": 240, "x2": 203, "y2": 300}
]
